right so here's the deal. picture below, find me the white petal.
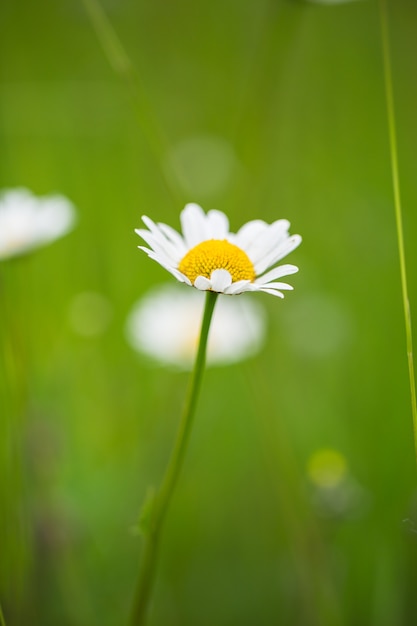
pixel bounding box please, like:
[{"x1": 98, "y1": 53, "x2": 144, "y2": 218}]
[
  {"x1": 136, "y1": 233, "x2": 180, "y2": 266},
  {"x1": 255, "y1": 263, "x2": 299, "y2": 285},
  {"x1": 259, "y1": 288, "x2": 285, "y2": 298},
  {"x1": 37, "y1": 196, "x2": 76, "y2": 238},
  {"x1": 141, "y1": 216, "x2": 176, "y2": 250},
  {"x1": 135, "y1": 229, "x2": 167, "y2": 252},
  {"x1": 244, "y1": 220, "x2": 291, "y2": 265},
  {"x1": 153, "y1": 263, "x2": 183, "y2": 282},
  {"x1": 194, "y1": 275, "x2": 212, "y2": 291},
  {"x1": 0, "y1": 188, "x2": 76, "y2": 259},
  {"x1": 206, "y1": 210, "x2": 229, "y2": 239},
  {"x1": 232, "y1": 220, "x2": 269, "y2": 249},
  {"x1": 250, "y1": 284, "x2": 285, "y2": 297},
  {"x1": 138, "y1": 245, "x2": 171, "y2": 267},
  {"x1": 254, "y1": 234, "x2": 302, "y2": 275},
  {"x1": 260, "y1": 281, "x2": 294, "y2": 290},
  {"x1": 180, "y1": 203, "x2": 208, "y2": 248},
  {"x1": 136, "y1": 222, "x2": 184, "y2": 263},
  {"x1": 138, "y1": 247, "x2": 191, "y2": 284},
  {"x1": 157, "y1": 222, "x2": 187, "y2": 253},
  {"x1": 210, "y1": 269, "x2": 232, "y2": 292},
  {"x1": 142, "y1": 247, "x2": 176, "y2": 269},
  {"x1": 230, "y1": 282, "x2": 287, "y2": 298},
  {"x1": 137, "y1": 245, "x2": 153, "y2": 255},
  {"x1": 141, "y1": 215, "x2": 159, "y2": 233},
  {"x1": 224, "y1": 280, "x2": 252, "y2": 295},
  {"x1": 165, "y1": 267, "x2": 192, "y2": 284}
]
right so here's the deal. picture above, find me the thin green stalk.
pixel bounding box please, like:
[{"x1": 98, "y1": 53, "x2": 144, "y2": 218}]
[
  {"x1": 130, "y1": 290, "x2": 218, "y2": 626},
  {"x1": 81, "y1": 0, "x2": 184, "y2": 205},
  {"x1": 379, "y1": 0, "x2": 417, "y2": 464},
  {"x1": 0, "y1": 602, "x2": 6, "y2": 626}
]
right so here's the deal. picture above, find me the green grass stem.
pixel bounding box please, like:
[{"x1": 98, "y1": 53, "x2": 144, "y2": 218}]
[{"x1": 379, "y1": 0, "x2": 417, "y2": 466}]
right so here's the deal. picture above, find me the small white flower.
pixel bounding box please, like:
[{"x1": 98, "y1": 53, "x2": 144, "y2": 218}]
[
  {"x1": 136, "y1": 203, "x2": 301, "y2": 297},
  {"x1": 0, "y1": 187, "x2": 76, "y2": 260},
  {"x1": 126, "y1": 283, "x2": 266, "y2": 369}
]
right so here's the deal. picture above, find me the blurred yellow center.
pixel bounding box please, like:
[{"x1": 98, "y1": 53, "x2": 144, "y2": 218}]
[
  {"x1": 179, "y1": 239, "x2": 255, "y2": 284},
  {"x1": 307, "y1": 448, "x2": 348, "y2": 488}
]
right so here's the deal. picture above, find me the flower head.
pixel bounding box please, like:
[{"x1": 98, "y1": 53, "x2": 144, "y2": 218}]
[
  {"x1": 136, "y1": 203, "x2": 301, "y2": 297},
  {"x1": 307, "y1": 448, "x2": 348, "y2": 489},
  {"x1": 307, "y1": 448, "x2": 370, "y2": 520},
  {"x1": 126, "y1": 283, "x2": 266, "y2": 369},
  {"x1": 0, "y1": 188, "x2": 76, "y2": 260}
]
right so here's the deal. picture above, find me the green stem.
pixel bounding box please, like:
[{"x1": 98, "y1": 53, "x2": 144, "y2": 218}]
[
  {"x1": 379, "y1": 0, "x2": 417, "y2": 465},
  {"x1": 130, "y1": 290, "x2": 218, "y2": 626},
  {"x1": 0, "y1": 602, "x2": 6, "y2": 626}
]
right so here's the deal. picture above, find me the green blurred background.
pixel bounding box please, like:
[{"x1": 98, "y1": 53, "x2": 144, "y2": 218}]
[{"x1": 1, "y1": 0, "x2": 417, "y2": 624}]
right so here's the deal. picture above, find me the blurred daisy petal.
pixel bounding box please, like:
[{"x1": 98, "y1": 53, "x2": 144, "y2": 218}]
[
  {"x1": 125, "y1": 283, "x2": 266, "y2": 370},
  {"x1": 0, "y1": 187, "x2": 76, "y2": 260}
]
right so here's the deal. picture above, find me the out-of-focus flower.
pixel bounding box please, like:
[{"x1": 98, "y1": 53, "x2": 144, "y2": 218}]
[
  {"x1": 125, "y1": 283, "x2": 266, "y2": 369},
  {"x1": 307, "y1": 448, "x2": 370, "y2": 519},
  {"x1": 308, "y1": 448, "x2": 347, "y2": 488},
  {"x1": 0, "y1": 187, "x2": 76, "y2": 260},
  {"x1": 69, "y1": 291, "x2": 113, "y2": 337},
  {"x1": 136, "y1": 203, "x2": 301, "y2": 298}
]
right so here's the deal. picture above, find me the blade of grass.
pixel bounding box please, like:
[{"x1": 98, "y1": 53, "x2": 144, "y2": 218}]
[
  {"x1": 82, "y1": 0, "x2": 185, "y2": 206},
  {"x1": 0, "y1": 602, "x2": 6, "y2": 626},
  {"x1": 379, "y1": 0, "x2": 417, "y2": 465}
]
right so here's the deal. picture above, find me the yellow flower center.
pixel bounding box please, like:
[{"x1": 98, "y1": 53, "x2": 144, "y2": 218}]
[{"x1": 179, "y1": 239, "x2": 255, "y2": 284}]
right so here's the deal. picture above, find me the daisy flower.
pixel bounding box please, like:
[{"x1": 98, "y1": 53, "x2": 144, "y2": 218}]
[
  {"x1": 126, "y1": 283, "x2": 266, "y2": 369},
  {"x1": 136, "y1": 203, "x2": 301, "y2": 297},
  {"x1": 0, "y1": 187, "x2": 76, "y2": 260}
]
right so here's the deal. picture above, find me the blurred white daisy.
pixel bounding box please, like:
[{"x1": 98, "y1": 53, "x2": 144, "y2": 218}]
[
  {"x1": 0, "y1": 187, "x2": 76, "y2": 260},
  {"x1": 126, "y1": 283, "x2": 266, "y2": 369},
  {"x1": 136, "y1": 203, "x2": 301, "y2": 297}
]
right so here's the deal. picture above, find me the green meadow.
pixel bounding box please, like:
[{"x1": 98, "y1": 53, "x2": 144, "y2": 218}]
[{"x1": 1, "y1": 0, "x2": 417, "y2": 624}]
